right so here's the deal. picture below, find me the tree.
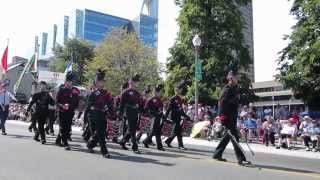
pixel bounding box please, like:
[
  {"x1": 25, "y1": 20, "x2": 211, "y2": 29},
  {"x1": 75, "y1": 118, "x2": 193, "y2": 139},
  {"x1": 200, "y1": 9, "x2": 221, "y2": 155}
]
[
  {"x1": 49, "y1": 38, "x2": 94, "y2": 84},
  {"x1": 166, "y1": 0, "x2": 253, "y2": 105},
  {"x1": 85, "y1": 28, "x2": 162, "y2": 95},
  {"x1": 277, "y1": 0, "x2": 320, "y2": 110}
]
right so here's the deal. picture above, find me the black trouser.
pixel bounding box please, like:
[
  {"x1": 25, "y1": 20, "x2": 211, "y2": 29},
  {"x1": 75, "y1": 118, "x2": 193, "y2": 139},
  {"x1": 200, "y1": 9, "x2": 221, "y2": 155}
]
[
  {"x1": 303, "y1": 136, "x2": 317, "y2": 148},
  {"x1": 0, "y1": 106, "x2": 9, "y2": 133},
  {"x1": 29, "y1": 113, "x2": 38, "y2": 132},
  {"x1": 121, "y1": 108, "x2": 139, "y2": 150},
  {"x1": 143, "y1": 115, "x2": 163, "y2": 149},
  {"x1": 45, "y1": 110, "x2": 55, "y2": 133},
  {"x1": 87, "y1": 110, "x2": 108, "y2": 154},
  {"x1": 213, "y1": 123, "x2": 246, "y2": 162},
  {"x1": 56, "y1": 111, "x2": 74, "y2": 146},
  {"x1": 165, "y1": 117, "x2": 184, "y2": 147},
  {"x1": 122, "y1": 117, "x2": 128, "y2": 137},
  {"x1": 264, "y1": 130, "x2": 275, "y2": 145},
  {"x1": 34, "y1": 112, "x2": 48, "y2": 141}
]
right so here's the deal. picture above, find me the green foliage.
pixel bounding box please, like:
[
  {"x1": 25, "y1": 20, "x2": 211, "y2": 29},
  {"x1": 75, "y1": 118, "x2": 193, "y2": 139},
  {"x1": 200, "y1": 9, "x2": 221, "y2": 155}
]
[
  {"x1": 277, "y1": 0, "x2": 320, "y2": 110},
  {"x1": 85, "y1": 28, "x2": 163, "y2": 95},
  {"x1": 166, "y1": 0, "x2": 253, "y2": 105},
  {"x1": 49, "y1": 38, "x2": 94, "y2": 85}
]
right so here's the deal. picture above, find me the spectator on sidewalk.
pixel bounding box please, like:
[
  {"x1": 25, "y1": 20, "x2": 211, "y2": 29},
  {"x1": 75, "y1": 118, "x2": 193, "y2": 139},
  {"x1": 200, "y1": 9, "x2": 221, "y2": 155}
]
[
  {"x1": 262, "y1": 116, "x2": 277, "y2": 146},
  {"x1": 242, "y1": 113, "x2": 257, "y2": 143},
  {"x1": 300, "y1": 116, "x2": 315, "y2": 151},
  {"x1": 276, "y1": 118, "x2": 297, "y2": 150}
]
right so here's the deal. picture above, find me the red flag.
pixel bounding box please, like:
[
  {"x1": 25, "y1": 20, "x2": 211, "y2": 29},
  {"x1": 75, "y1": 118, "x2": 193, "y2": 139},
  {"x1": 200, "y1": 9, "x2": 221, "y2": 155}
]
[{"x1": 1, "y1": 46, "x2": 8, "y2": 72}]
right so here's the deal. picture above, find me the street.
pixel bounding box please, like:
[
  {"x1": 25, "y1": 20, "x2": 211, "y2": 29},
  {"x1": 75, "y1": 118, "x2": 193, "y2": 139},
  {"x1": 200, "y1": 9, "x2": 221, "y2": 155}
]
[{"x1": 0, "y1": 121, "x2": 319, "y2": 180}]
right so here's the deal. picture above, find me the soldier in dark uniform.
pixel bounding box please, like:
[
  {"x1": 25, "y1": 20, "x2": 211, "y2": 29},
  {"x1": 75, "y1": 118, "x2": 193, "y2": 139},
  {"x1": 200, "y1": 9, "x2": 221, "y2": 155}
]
[
  {"x1": 87, "y1": 69, "x2": 113, "y2": 158},
  {"x1": 212, "y1": 70, "x2": 251, "y2": 165},
  {"x1": 136, "y1": 85, "x2": 152, "y2": 143},
  {"x1": 82, "y1": 84, "x2": 97, "y2": 142},
  {"x1": 119, "y1": 74, "x2": 143, "y2": 154},
  {"x1": 142, "y1": 84, "x2": 165, "y2": 151},
  {"x1": 111, "y1": 82, "x2": 129, "y2": 143},
  {"x1": 55, "y1": 72, "x2": 80, "y2": 150},
  {"x1": 164, "y1": 82, "x2": 191, "y2": 150},
  {"x1": 45, "y1": 90, "x2": 56, "y2": 136},
  {"x1": 26, "y1": 81, "x2": 55, "y2": 144}
]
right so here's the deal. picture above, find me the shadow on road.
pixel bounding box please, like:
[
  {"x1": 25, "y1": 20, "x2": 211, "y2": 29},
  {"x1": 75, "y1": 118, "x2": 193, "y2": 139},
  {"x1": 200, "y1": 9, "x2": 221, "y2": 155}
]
[{"x1": 255, "y1": 163, "x2": 320, "y2": 175}]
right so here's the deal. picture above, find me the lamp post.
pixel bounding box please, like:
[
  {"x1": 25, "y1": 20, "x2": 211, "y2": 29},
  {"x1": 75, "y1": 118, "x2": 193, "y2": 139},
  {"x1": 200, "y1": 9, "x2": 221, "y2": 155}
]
[{"x1": 192, "y1": 34, "x2": 201, "y2": 122}]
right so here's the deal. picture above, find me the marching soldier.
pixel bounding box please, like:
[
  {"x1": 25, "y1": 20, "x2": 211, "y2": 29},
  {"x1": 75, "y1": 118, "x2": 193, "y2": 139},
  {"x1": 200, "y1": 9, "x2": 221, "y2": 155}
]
[
  {"x1": 87, "y1": 69, "x2": 113, "y2": 158},
  {"x1": 164, "y1": 82, "x2": 191, "y2": 150},
  {"x1": 212, "y1": 70, "x2": 251, "y2": 165},
  {"x1": 119, "y1": 74, "x2": 143, "y2": 154},
  {"x1": 45, "y1": 89, "x2": 56, "y2": 136},
  {"x1": 111, "y1": 82, "x2": 129, "y2": 143},
  {"x1": 136, "y1": 85, "x2": 152, "y2": 143},
  {"x1": 26, "y1": 81, "x2": 55, "y2": 144},
  {"x1": 55, "y1": 72, "x2": 80, "y2": 150},
  {"x1": 142, "y1": 84, "x2": 165, "y2": 151}
]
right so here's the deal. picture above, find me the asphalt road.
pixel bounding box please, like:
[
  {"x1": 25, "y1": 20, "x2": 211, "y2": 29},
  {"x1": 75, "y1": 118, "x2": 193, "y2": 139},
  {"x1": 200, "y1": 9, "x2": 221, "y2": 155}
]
[{"x1": 0, "y1": 122, "x2": 319, "y2": 180}]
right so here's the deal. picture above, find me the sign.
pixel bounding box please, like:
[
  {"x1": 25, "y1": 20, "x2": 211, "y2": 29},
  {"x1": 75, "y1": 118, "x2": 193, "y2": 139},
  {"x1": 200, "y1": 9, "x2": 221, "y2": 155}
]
[
  {"x1": 38, "y1": 70, "x2": 65, "y2": 85},
  {"x1": 195, "y1": 60, "x2": 202, "y2": 81}
]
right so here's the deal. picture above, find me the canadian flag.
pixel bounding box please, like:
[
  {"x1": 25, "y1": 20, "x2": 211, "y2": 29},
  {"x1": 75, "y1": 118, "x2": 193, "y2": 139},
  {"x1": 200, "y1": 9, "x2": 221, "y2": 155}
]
[{"x1": 1, "y1": 46, "x2": 8, "y2": 72}]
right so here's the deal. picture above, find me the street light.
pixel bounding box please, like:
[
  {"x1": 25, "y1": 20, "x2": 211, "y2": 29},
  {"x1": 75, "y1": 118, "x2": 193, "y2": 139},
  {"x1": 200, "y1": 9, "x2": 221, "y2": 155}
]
[{"x1": 192, "y1": 34, "x2": 201, "y2": 121}]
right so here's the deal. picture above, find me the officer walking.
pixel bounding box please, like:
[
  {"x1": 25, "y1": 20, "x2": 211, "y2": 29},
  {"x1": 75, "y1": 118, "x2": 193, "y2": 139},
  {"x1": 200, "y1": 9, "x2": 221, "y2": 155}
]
[
  {"x1": 164, "y1": 82, "x2": 191, "y2": 150},
  {"x1": 87, "y1": 69, "x2": 113, "y2": 158},
  {"x1": 26, "y1": 81, "x2": 55, "y2": 144},
  {"x1": 45, "y1": 90, "x2": 56, "y2": 136},
  {"x1": 142, "y1": 84, "x2": 165, "y2": 151},
  {"x1": 212, "y1": 70, "x2": 251, "y2": 165},
  {"x1": 55, "y1": 72, "x2": 80, "y2": 150},
  {"x1": 119, "y1": 74, "x2": 143, "y2": 154}
]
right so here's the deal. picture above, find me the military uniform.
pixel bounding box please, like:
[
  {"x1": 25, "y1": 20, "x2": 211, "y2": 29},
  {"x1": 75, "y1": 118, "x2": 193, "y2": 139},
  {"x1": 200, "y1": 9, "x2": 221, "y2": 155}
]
[
  {"x1": 212, "y1": 71, "x2": 249, "y2": 165},
  {"x1": 143, "y1": 94, "x2": 165, "y2": 150},
  {"x1": 119, "y1": 83, "x2": 143, "y2": 153},
  {"x1": 164, "y1": 94, "x2": 190, "y2": 149},
  {"x1": 87, "y1": 88, "x2": 113, "y2": 157},
  {"x1": 55, "y1": 76, "x2": 80, "y2": 149},
  {"x1": 26, "y1": 86, "x2": 55, "y2": 143}
]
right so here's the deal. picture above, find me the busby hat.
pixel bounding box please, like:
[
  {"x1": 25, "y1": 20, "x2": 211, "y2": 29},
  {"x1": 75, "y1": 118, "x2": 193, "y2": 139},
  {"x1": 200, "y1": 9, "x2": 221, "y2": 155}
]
[
  {"x1": 175, "y1": 80, "x2": 185, "y2": 90},
  {"x1": 130, "y1": 74, "x2": 141, "y2": 82},
  {"x1": 39, "y1": 81, "x2": 47, "y2": 85},
  {"x1": 143, "y1": 85, "x2": 152, "y2": 94},
  {"x1": 121, "y1": 81, "x2": 129, "y2": 90},
  {"x1": 155, "y1": 84, "x2": 164, "y2": 92},
  {"x1": 227, "y1": 70, "x2": 236, "y2": 79},
  {"x1": 95, "y1": 69, "x2": 105, "y2": 82},
  {"x1": 66, "y1": 72, "x2": 75, "y2": 82}
]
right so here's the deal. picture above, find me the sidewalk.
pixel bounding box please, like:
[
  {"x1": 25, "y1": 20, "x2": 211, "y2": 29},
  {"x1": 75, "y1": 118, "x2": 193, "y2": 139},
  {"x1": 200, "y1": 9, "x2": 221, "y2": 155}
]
[{"x1": 7, "y1": 120, "x2": 320, "y2": 160}]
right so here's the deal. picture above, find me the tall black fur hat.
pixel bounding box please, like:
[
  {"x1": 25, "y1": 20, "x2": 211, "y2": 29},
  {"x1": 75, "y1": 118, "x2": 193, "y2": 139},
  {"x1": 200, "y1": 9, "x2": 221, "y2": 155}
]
[
  {"x1": 155, "y1": 84, "x2": 164, "y2": 92},
  {"x1": 122, "y1": 81, "x2": 129, "y2": 90},
  {"x1": 143, "y1": 85, "x2": 152, "y2": 94},
  {"x1": 66, "y1": 71, "x2": 75, "y2": 81},
  {"x1": 131, "y1": 74, "x2": 141, "y2": 82},
  {"x1": 95, "y1": 69, "x2": 105, "y2": 81},
  {"x1": 175, "y1": 80, "x2": 185, "y2": 90}
]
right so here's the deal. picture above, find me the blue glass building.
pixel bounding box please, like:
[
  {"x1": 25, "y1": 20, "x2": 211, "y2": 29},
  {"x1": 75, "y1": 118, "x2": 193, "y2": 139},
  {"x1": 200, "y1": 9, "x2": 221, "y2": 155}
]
[{"x1": 70, "y1": 0, "x2": 158, "y2": 50}]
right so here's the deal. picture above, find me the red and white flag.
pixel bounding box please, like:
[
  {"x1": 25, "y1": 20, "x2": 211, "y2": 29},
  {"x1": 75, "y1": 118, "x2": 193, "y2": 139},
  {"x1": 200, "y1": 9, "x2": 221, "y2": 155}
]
[{"x1": 1, "y1": 46, "x2": 8, "y2": 72}]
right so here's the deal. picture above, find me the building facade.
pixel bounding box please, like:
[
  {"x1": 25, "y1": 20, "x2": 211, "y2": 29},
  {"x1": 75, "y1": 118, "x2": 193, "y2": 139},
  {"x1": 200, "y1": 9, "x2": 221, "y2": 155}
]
[
  {"x1": 252, "y1": 81, "x2": 305, "y2": 111},
  {"x1": 239, "y1": 2, "x2": 255, "y2": 82},
  {"x1": 69, "y1": 0, "x2": 158, "y2": 49}
]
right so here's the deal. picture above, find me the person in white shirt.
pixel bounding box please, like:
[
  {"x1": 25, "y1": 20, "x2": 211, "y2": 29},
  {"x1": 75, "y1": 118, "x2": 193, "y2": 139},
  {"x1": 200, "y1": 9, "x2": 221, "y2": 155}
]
[
  {"x1": 299, "y1": 116, "x2": 315, "y2": 151},
  {"x1": 276, "y1": 118, "x2": 297, "y2": 150},
  {"x1": 0, "y1": 80, "x2": 17, "y2": 135}
]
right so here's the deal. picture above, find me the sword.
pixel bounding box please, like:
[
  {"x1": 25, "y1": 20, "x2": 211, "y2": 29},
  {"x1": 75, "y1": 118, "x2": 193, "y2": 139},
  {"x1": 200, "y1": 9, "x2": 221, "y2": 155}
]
[{"x1": 226, "y1": 129, "x2": 255, "y2": 156}]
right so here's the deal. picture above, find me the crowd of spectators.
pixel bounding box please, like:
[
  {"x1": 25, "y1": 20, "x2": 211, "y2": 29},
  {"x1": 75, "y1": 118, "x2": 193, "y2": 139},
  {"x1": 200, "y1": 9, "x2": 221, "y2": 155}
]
[{"x1": 188, "y1": 103, "x2": 320, "y2": 152}]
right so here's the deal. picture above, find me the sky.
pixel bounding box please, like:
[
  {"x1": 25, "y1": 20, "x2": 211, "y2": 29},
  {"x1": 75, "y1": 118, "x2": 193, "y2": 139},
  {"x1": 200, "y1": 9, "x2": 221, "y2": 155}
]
[{"x1": 0, "y1": 0, "x2": 296, "y2": 82}]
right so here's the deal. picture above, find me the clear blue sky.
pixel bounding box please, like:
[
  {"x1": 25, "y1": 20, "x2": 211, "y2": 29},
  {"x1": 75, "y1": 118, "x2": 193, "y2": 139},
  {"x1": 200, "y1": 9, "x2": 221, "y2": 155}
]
[{"x1": 0, "y1": 0, "x2": 296, "y2": 82}]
